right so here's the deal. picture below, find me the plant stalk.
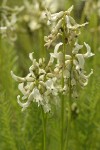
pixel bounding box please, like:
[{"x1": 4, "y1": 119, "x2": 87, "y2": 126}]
[
  {"x1": 64, "y1": 65, "x2": 72, "y2": 150},
  {"x1": 39, "y1": 27, "x2": 46, "y2": 59},
  {"x1": 61, "y1": 18, "x2": 66, "y2": 150},
  {"x1": 41, "y1": 106, "x2": 47, "y2": 150}
]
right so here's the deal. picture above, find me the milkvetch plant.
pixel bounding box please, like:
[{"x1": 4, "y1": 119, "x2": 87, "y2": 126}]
[
  {"x1": 11, "y1": 5, "x2": 95, "y2": 150},
  {"x1": 11, "y1": 52, "x2": 60, "y2": 113},
  {"x1": 45, "y1": 5, "x2": 95, "y2": 150}
]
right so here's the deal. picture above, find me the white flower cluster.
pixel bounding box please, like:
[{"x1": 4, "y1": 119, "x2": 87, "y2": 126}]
[
  {"x1": 50, "y1": 42, "x2": 94, "y2": 98},
  {"x1": 44, "y1": 6, "x2": 88, "y2": 48},
  {"x1": 11, "y1": 41, "x2": 94, "y2": 112},
  {"x1": 11, "y1": 6, "x2": 94, "y2": 113},
  {"x1": 84, "y1": 0, "x2": 100, "y2": 19},
  {"x1": 44, "y1": 6, "x2": 94, "y2": 100},
  {"x1": 23, "y1": 0, "x2": 58, "y2": 31},
  {"x1": 11, "y1": 53, "x2": 60, "y2": 113},
  {"x1": 0, "y1": 1, "x2": 24, "y2": 41}
]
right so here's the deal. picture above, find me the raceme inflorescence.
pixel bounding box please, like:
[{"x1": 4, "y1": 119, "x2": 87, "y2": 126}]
[{"x1": 11, "y1": 6, "x2": 94, "y2": 113}]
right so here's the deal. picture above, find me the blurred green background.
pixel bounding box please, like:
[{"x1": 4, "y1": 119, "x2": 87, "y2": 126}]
[{"x1": 0, "y1": 0, "x2": 100, "y2": 150}]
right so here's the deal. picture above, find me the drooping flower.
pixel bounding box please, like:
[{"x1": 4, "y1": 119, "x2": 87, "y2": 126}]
[
  {"x1": 11, "y1": 5, "x2": 95, "y2": 113},
  {"x1": 49, "y1": 41, "x2": 94, "y2": 98},
  {"x1": 0, "y1": 0, "x2": 24, "y2": 42},
  {"x1": 11, "y1": 51, "x2": 60, "y2": 113}
]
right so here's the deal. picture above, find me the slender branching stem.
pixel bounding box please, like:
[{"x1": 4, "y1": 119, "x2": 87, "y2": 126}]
[
  {"x1": 64, "y1": 63, "x2": 72, "y2": 150},
  {"x1": 61, "y1": 18, "x2": 66, "y2": 150},
  {"x1": 40, "y1": 26, "x2": 47, "y2": 150},
  {"x1": 41, "y1": 106, "x2": 47, "y2": 150}
]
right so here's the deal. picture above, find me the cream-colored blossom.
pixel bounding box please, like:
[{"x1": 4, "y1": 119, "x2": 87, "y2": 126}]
[
  {"x1": 45, "y1": 6, "x2": 88, "y2": 47},
  {"x1": 72, "y1": 42, "x2": 83, "y2": 54},
  {"x1": 50, "y1": 42, "x2": 94, "y2": 92},
  {"x1": 11, "y1": 52, "x2": 60, "y2": 113},
  {"x1": 84, "y1": 42, "x2": 95, "y2": 58},
  {"x1": 11, "y1": 5, "x2": 95, "y2": 113},
  {"x1": 45, "y1": 78, "x2": 58, "y2": 96}
]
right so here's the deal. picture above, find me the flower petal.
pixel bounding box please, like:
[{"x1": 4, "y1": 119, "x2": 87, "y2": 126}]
[
  {"x1": 18, "y1": 83, "x2": 26, "y2": 95},
  {"x1": 11, "y1": 71, "x2": 25, "y2": 82},
  {"x1": 72, "y1": 42, "x2": 83, "y2": 54},
  {"x1": 17, "y1": 95, "x2": 31, "y2": 111},
  {"x1": 84, "y1": 42, "x2": 95, "y2": 58},
  {"x1": 75, "y1": 54, "x2": 85, "y2": 70},
  {"x1": 29, "y1": 52, "x2": 34, "y2": 61}
]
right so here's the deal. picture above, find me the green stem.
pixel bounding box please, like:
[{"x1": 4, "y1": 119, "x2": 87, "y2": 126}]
[
  {"x1": 39, "y1": 25, "x2": 47, "y2": 150},
  {"x1": 61, "y1": 19, "x2": 66, "y2": 150},
  {"x1": 64, "y1": 69, "x2": 72, "y2": 150},
  {"x1": 39, "y1": 27, "x2": 46, "y2": 59},
  {"x1": 61, "y1": 94, "x2": 64, "y2": 150},
  {"x1": 41, "y1": 106, "x2": 47, "y2": 150}
]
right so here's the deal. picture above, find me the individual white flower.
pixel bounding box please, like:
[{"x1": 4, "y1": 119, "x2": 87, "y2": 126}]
[
  {"x1": 79, "y1": 69, "x2": 93, "y2": 86},
  {"x1": 84, "y1": 42, "x2": 95, "y2": 58},
  {"x1": 44, "y1": 32, "x2": 61, "y2": 48},
  {"x1": 65, "y1": 60, "x2": 72, "y2": 70},
  {"x1": 45, "y1": 78, "x2": 58, "y2": 96},
  {"x1": 39, "y1": 75, "x2": 45, "y2": 81},
  {"x1": 11, "y1": 71, "x2": 25, "y2": 82},
  {"x1": 51, "y1": 42, "x2": 63, "y2": 57},
  {"x1": 50, "y1": 42, "x2": 63, "y2": 63},
  {"x1": 32, "y1": 87, "x2": 43, "y2": 106},
  {"x1": 18, "y1": 83, "x2": 27, "y2": 95},
  {"x1": 75, "y1": 54, "x2": 85, "y2": 71},
  {"x1": 46, "y1": 5, "x2": 73, "y2": 24},
  {"x1": 51, "y1": 18, "x2": 63, "y2": 34},
  {"x1": 72, "y1": 42, "x2": 83, "y2": 54},
  {"x1": 66, "y1": 15, "x2": 88, "y2": 30},
  {"x1": 29, "y1": 53, "x2": 39, "y2": 69},
  {"x1": 17, "y1": 95, "x2": 31, "y2": 111},
  {"x1": 46, "y1": 10, "x2": 64, "y2": 25},
  {"x1": 39, "y1": 58, "x2": 45, "y2": 66},
  {"x1": 51, "y1": 11, "x2": 64, "y2": 21}
]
